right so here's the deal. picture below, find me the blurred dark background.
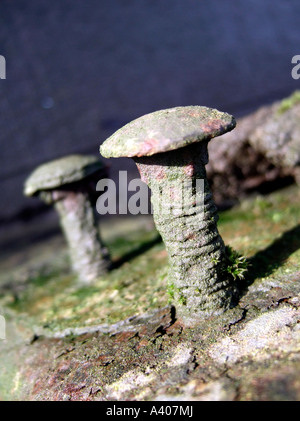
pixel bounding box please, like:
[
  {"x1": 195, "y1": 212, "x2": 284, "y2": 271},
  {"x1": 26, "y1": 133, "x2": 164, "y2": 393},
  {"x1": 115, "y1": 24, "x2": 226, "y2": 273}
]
[{"x1": 0, "y1": 0, "x2": 299, "y2": 228}]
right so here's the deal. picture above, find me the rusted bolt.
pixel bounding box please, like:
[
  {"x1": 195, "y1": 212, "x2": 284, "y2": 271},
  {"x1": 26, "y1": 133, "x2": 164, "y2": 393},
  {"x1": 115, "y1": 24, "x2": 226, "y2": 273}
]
[
  {"x1": 24, "y1": 154, "x2": 111, "y2": 284},
  {"x1": 100, "y1": 106, "x2": 239, "y2": 325}
]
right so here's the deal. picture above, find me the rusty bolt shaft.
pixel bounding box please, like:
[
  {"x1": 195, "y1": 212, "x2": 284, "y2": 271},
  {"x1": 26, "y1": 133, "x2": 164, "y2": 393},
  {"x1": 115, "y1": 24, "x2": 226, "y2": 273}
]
[
  {"x1": 135, "y1": 142, "x2": 238, "y2": 324},
  {"x1": 54, "y1": 189, "x2": 110, "y2": 284}
]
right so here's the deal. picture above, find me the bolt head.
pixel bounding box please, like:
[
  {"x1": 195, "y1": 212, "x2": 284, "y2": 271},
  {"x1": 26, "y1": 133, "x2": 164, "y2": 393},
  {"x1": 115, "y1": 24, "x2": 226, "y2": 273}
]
[{"x1": 100, "y1": 106, "x2": 236, "y2": 158}]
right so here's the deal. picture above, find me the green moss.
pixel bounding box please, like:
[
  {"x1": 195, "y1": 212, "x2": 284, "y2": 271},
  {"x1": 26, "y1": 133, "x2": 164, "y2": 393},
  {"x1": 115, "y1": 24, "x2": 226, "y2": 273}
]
[
  {"x1": 224, "y1": 245, "x2": 249, "y2": 281},
  {"x1": 211, "y1": 257, "x2": 219, "y2": 265},
  {"x1": 178, "y1": 294, "x2": 187, "y2": 306},
  {"x1": 2, "y1": 220, "x2": 168, "y2": 331},
  {"x1": 1, "y1": 184, "x2": 300, "y2": 401},
  {"x1": 167, "y1": 283, "x2": 175, "y2": 301},
  {"x1": 1, "y1": 185, "x2": 300, "y2": 338},
  {"x1": 167, "y1": 284, "x2": 189, "y2": 306},
  {"x1": 277, "y1": 90, "x2": 300, "y2": 115}
]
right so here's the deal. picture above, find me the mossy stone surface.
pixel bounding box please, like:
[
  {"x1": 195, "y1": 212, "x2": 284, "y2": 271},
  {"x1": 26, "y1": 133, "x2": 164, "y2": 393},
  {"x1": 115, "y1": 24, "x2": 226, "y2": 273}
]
[
  {"x1": 0, "y1": 185, "x2": 300, "y2": 400},
  {"x1": 249, "y1": 92, "x2": 300, "y2": 169}
]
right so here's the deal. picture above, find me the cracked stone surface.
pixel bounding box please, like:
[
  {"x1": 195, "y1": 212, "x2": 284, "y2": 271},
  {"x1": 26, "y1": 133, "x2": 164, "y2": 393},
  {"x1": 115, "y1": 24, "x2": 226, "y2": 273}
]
[
  {"x1": 0, "y1": 185, "x2": 300, "y2": 400},
  {"x1": 209, "y1": 306, "x2": 300, "y2": 365}
]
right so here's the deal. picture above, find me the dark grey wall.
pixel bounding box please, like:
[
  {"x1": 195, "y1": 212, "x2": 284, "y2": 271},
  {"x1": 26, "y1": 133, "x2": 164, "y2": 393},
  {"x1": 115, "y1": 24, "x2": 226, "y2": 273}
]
[{"x1": 0, "y1": 0, "x2": 299, "y2": 221}]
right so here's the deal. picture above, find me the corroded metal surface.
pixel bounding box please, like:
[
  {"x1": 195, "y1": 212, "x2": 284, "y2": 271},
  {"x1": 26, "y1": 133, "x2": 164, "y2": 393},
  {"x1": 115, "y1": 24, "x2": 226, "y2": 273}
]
[
  {"x1": 100, "y1": 106, "x2": 235, "y2": 158},
  {"x1": 55, "y1": 190, "x2": 110, "y2": 284},
  {"x1": 135, "y1": 143, "x2": 239, "y2": 325},
  {"x1": 24, "y1": 155, "x2": 106, "y2": 196},
  {"x1": 100, "y1": 106, "x2": 238, "y2": 324},
  {"x1": 24, "y1": 154, "x2": 110, "y2": 284}
]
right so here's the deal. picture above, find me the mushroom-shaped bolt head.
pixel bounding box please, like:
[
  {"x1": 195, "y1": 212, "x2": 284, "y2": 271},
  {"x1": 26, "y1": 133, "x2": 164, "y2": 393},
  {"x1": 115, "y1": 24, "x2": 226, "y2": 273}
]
[
  {"x1": 24, "y1": 154, "x2": 110, "y2": 284},
  {"x1": 100, "y1": 106, "x2": 238, "y2": 325}
]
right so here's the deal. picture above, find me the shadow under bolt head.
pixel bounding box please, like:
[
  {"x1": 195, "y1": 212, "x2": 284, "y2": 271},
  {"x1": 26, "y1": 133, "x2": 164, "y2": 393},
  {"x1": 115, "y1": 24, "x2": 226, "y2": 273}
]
[{"x1": 100, "y1": 106, "x2": 238, "y2": 326}]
